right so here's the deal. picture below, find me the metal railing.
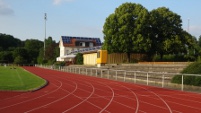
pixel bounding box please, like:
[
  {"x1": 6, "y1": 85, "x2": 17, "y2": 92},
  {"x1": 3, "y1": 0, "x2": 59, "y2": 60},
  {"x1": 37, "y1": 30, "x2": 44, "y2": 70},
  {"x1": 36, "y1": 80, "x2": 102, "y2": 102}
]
[{"x1": 36, "y1": 65, "x2": 201, "y2": 93}]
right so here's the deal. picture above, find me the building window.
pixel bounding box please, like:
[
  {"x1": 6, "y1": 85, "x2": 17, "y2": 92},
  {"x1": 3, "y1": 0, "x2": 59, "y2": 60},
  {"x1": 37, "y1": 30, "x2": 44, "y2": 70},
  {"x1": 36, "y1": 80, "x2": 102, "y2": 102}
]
[{"x1": 79, "y1": 42, "x2": 85, "y2": 47}]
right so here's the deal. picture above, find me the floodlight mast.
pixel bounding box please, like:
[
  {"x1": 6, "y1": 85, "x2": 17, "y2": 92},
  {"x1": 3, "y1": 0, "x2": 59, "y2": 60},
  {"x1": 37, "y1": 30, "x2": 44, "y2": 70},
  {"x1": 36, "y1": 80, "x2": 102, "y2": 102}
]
[{"x1": 44, "y1": 13, "x2": 47, "y2": 59}]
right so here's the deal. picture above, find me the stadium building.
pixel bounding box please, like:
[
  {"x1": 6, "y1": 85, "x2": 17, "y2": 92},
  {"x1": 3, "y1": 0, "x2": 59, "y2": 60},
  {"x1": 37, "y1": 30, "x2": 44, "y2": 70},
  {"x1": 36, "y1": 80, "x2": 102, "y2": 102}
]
[{"x1": 56, "y1": 36, "x2": 102, "y2": 63}]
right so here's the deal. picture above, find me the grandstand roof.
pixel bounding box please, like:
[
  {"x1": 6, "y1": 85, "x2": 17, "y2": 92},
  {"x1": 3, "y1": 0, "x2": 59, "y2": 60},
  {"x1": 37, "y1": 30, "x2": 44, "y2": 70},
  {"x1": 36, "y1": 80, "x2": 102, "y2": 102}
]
[{"x1": 61, "y1": 36, "x2": 102, "y2": 46}]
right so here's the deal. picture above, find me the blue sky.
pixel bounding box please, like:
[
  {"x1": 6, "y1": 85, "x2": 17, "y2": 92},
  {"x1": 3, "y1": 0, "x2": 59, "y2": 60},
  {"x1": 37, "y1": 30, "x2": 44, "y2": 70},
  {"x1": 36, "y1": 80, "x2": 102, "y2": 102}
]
[{"x1": 0, "y1": 0, "x2": 201, "y2": 42}]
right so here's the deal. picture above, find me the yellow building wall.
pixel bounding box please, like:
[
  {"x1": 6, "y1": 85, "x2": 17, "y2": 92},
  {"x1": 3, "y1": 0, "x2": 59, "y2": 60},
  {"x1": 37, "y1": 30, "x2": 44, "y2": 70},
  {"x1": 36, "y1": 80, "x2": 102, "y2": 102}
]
[
  {"x1": 97, "y1": 50, "x2": 107, "y2": 64},
  {"x1": 83, "y1": 53, "x2": 97, "y2": 65},
  {"x1": 83, "y1": 52, "x2": 145, "y2": 65}
]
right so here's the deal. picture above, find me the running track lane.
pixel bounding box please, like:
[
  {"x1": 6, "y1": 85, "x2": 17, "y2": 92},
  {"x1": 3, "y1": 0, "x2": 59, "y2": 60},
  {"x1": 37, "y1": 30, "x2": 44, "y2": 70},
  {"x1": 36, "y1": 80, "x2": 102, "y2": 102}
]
[{"x1": 0, "y1": 67, "x2": 201, "y2": 113}]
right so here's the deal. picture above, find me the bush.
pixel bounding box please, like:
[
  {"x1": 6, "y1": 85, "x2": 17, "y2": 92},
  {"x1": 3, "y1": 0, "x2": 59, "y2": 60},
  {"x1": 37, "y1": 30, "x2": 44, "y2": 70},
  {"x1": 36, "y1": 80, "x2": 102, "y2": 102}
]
[
  {"x1": 75, "y1": 53, "x2": 83, "y2": 65},
  {"x1": 171, "y1": 62, "x2": 201, "y2": 86}
]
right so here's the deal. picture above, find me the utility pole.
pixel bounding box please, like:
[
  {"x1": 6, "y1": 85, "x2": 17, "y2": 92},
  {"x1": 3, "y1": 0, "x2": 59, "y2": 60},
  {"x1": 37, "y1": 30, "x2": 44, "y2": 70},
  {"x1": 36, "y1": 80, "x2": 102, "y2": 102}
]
[{"x1": 44, "y1": 13, "x2": 47, "y2": 59}]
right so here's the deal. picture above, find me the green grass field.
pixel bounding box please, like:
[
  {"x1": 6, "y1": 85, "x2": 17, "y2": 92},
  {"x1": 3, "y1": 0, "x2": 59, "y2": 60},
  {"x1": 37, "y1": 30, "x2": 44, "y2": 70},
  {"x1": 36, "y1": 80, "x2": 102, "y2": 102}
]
[{"x1": 0, "y1": 66, "x2": 46, "y2": 91}]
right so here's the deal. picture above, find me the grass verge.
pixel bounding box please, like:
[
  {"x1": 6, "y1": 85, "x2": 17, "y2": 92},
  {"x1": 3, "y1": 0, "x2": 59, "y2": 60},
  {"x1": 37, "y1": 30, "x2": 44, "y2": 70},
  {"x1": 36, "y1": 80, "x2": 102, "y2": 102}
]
[{"x1": 0, "y1": 66, "x2": 47, "y2": 91}]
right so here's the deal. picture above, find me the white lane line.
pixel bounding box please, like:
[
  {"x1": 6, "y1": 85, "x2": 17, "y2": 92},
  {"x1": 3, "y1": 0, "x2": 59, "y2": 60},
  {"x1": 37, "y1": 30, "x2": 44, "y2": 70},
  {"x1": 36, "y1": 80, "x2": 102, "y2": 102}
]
[
  {"x1": 0, "y1": 93, "x2": 29, "y2": 102},
  {"x1": 50, "y1": 75, "x2": 111, "y2": 112},
  {"x1": 119, "y1": 84, "x2": 139, "y2": 113},
  {"x1": 62, "y1": 82, "x2": 95, "y2": 113},
  {"x1": 64, "y1": 76, "x2": 138, "y2": 111},
  {"x1": 160, "y1": 93, "x2": 201, "y2": 104},
  {"x1": 15, "y1": 69, "x2": 24, "y2": 86},
  {"x1": 135, "y1": 88, "x2": 201, "y2": 112},
  {"x1": 135, "y1": 85, "x2": 173, "y2": 113},
  {"x1": 57, "y1": 73, "x2": 172, "y2": 112},
  {"x1": 24, "y1": 80, "x2": 78, "y2": 113},
  {"x1": 162, "y1": 98, "x2": 201, "y2": 111},
  {"x1": 0, "y1": 80, "x2": 62, "y2": 110},
  {"x1": 77, "y1": 79, "x2": 138, "y2": 112},
  {"x1": 102, "y1": 83, "x2": 171, "y2": 112},
  {"x1": 99, "y1": 83, "x2": 114, "y2": 113}
]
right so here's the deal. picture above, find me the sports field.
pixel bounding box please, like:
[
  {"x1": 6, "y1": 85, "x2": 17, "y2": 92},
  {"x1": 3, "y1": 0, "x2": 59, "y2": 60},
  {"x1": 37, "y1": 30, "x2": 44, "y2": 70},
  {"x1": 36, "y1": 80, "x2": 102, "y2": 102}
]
[
  {"x1": 0, "y1": 66, "x2": 46, "y2": 91},
  {"x1": 0, "y1": 66, "x2": 201, "y2": 113}
]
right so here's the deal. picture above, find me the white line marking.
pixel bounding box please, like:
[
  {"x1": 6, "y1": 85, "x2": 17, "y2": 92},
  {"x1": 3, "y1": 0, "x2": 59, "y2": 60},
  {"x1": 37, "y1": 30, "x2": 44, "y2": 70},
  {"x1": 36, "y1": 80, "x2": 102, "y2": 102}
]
[
  {"x1": 62, "y1": 82, "x2": 95, "y2": 113},
  {"x1": 119, "y1": 84, "x2": 139, "y2": 113},
  {"x1": 135, "y1": 85, "x2": 173, "y2": 113},
  {"x1": 24, "y1": 80, "x2": 78, "y2": 113},
  {"x1": 99, "y1": 84, "x2": 114, "y2": 113},
  {"x1": 0, "y1": 80, "x2": 62, "y2": 110}
]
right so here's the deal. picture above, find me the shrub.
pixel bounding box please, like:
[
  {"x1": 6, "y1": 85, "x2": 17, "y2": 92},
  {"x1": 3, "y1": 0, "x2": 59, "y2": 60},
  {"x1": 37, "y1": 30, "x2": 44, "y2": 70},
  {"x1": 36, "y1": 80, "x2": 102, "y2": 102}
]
[
  {"x1": 75, "y1": 53, "x2": 83, "y2": 65},
  {"x1": 171, "y1": 62, "x2": 201, "y2": 86}
]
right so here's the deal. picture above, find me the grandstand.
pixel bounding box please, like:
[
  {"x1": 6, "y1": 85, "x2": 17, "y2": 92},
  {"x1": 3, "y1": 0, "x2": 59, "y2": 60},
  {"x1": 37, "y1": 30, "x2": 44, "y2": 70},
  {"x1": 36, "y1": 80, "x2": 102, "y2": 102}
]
[{"x1": 56, "y1": 36, "x2": 102, "y2": 62}]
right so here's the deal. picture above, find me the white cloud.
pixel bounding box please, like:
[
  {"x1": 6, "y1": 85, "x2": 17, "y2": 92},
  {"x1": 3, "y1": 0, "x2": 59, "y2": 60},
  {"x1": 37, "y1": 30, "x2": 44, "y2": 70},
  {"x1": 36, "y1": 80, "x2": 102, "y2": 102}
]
[
  {"x1": 53, "y1": 0, "x2": 74, "y2": 5},
  {"x1": 0, "y1": 0, "x2": 14, "y2": 15}
]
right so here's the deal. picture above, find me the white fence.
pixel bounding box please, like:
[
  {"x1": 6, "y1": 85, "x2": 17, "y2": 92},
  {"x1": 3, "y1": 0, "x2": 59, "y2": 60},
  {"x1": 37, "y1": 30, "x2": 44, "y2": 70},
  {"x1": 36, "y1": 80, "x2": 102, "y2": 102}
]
[{"x1": 36, "y1": 65, "x2": 201, "y2": 93}]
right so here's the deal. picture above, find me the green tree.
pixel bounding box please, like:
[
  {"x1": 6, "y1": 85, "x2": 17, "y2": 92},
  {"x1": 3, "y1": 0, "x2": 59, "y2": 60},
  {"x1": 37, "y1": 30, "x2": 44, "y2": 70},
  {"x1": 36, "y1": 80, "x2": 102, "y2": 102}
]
[
  {"x1": 198, "y1": 35, "x2": 201, "y2": 47},
  {"x1": 37, "y1": 48, "x2": 45, "y2": 64},
  {"x1": 44, "y1": 37, "x2": 59, "y2": 64},
  {"x1": 75, "y1": 53, "x2": 83, "y2": 65},
  {"x1": 0, "y1": 51, "x2": 13, "y2": 63},
  {"x1": 24, "y1": 39, "x2": 43, "y2": 64},
  {"x1": 14, "y1": 56, "x2": 26, "y2": 65},
  {"x1": 102, "y1": 2, "x2": 150, "y2": 62},
  {"x1": 149, "y1": 7, "x2": 183, "y2": 59},
  {"x1": 13, "y1": 47, "x2": 28, "y2": 64},
  {"x1": 0, "y1": 33, "x2": 22, "y2": 50}
]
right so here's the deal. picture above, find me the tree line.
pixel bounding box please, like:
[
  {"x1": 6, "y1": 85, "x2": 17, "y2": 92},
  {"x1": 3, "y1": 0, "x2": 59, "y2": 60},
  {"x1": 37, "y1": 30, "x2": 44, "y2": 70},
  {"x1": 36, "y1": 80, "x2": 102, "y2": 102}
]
[
  {"x1": 102, "y1": 2, "x2": 201, "y2": 62},
  {"x1": 0, "y1": 33, "x2": 59, "y2": 65}
]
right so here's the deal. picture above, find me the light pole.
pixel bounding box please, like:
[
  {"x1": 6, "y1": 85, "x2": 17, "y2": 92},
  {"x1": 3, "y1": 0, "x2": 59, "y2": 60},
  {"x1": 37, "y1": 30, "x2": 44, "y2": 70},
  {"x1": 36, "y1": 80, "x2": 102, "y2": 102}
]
[{"x1": 44, "y1": 13, "x2": 47, "y2": 59}]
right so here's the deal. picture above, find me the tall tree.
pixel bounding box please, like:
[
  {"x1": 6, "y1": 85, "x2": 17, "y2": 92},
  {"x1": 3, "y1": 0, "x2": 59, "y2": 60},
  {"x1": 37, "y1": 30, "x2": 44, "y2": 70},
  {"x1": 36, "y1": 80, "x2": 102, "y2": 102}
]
[
  {"x1": 24, "y1": 39, "x2": 43, "y2": 64},
  {"x1": 198, "y1": 35, "x2": 201, "y2": 47},
  {"x1": 0, "y1": 33, "x2": 22, "y2": 50},
  {"x1": 102, "y1": 2, "x2": 150, "y2": 62},
  {"x1": 149, "y1": 7, "x2": 183, "y2": 59},
  {"x1": 44, "y1": 37, "x2": 59, "y2": 64},
  {"x1": 13, "y1": 47, "x2": 28, "y2": 64}
]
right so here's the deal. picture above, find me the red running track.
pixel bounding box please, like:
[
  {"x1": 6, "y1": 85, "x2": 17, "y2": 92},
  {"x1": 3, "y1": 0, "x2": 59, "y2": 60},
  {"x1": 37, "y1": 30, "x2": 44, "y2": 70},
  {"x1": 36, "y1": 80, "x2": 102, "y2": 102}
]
[{"x1": 0, "y1": 66, "x2": 201, "y2": 113}]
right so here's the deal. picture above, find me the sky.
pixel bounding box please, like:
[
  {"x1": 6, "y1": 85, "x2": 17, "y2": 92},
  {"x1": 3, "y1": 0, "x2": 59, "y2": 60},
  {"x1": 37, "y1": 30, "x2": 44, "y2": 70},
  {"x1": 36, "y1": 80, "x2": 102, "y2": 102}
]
[{"x1": 0, "y1": 0, "x2": 201, "y2": 42}]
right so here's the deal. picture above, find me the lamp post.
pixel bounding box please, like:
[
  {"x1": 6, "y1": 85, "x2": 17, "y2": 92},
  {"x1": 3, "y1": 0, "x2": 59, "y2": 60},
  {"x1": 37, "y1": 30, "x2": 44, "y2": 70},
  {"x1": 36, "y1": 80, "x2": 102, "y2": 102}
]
[{"x1": 44, "y1": 13, "x2": 47, "y2": 59}]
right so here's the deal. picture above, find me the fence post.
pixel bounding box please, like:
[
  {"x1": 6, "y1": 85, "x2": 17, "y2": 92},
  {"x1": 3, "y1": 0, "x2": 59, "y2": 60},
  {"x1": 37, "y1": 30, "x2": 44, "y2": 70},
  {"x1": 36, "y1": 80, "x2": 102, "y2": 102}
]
[
  {"x1": 124, "y1": 71, "x2": 126, "y2": 81},
  {"x1": 108, "y1": 69, "x2": 109, "y2": 79},
  {"x1": 162, "y1": 74, "x2": 165, "y2": 88},
  {"x1": 147, "y1": 72, "x2": 149, "y2": 85},
  {"x1": 134, "y1": 72, "x2": 136, "y2": 83},
  {"x1": 182, "y1": 74, "x2": 184, "y2": 91},
  {"x1": 101, "y1": 69, "x2": 102, "y2": 78},
  {"x1": 91, "y1": 68, "x2": 92, "y2": 76},
  {"x1": 96, "y1": 69, "x2": 97, "y2": 77},
  {"x1": 116, "y1": 71, "x2": 117, "y2": 80},
  {"x1": 86, "y1": 68, "x2": 87, "y2": 75}
]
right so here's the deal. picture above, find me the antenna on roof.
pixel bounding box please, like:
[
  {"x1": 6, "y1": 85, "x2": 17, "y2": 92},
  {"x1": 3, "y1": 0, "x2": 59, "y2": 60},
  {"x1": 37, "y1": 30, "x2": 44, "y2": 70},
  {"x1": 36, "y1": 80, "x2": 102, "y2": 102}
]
[{"x1": 44, "y1": 13, "x2": 47, "y2": 59}]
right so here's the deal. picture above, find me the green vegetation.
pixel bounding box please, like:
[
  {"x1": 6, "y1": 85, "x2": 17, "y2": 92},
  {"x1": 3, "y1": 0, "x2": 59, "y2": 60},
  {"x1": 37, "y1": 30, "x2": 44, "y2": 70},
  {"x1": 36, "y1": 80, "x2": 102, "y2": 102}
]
[
  {"x1": 0, "y1": 34, "x2": 59, "y2": 65},
  {"x1": 171, "y1": 62, "x2": 201, "y2": 86},
  {"x1": 0, "y1": 66, "x2": 46, "y2": 91},
  {"x1": 102, "y1": 2, "x2": 201, "y2": 62},
  {"x1": 75, "y1": 53, "x2": 83, "y2": 65}
]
